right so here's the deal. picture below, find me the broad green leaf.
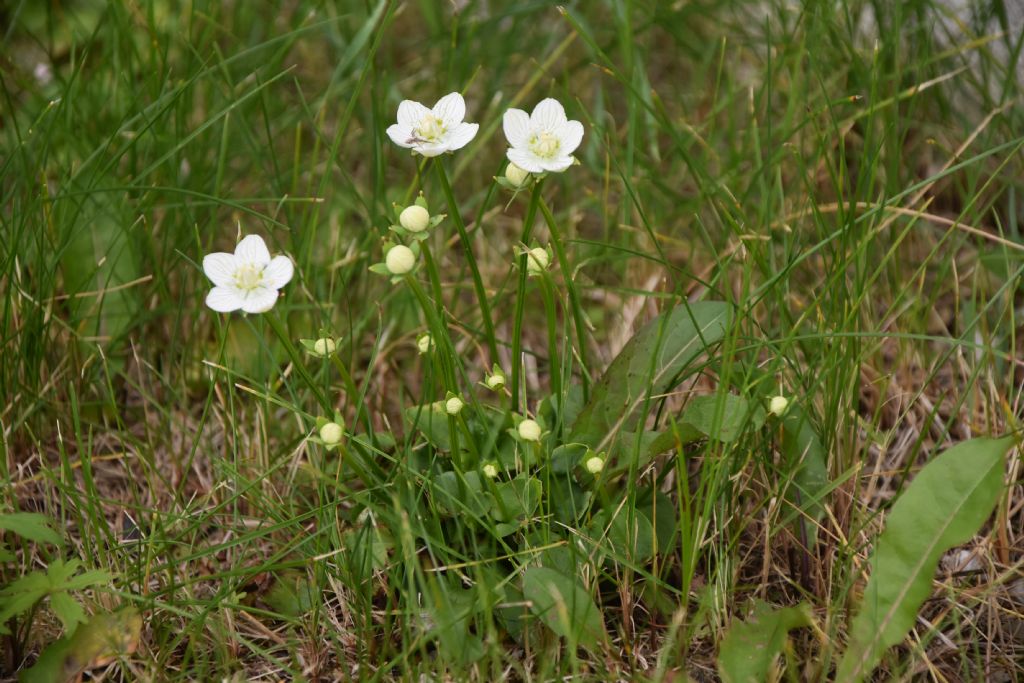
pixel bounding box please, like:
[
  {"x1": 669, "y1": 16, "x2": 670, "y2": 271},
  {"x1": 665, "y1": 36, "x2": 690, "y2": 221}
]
[
  {"x1": 264, "y1": 571, "x2": 316, "y2": 617},
  {"x1": 522, "y1": 567, "x2": 606, "y2": 650},
  {"x1": 718, "y1": 601, "x2": 812, "y2": 683},
  {"x1": 404, "y1": 404, "x2": 453, "y2": 451},
  {"x1": 636, "y1": 487, "x2": 678, "y2": 555},
  {"x1": 20, "y1": 608, "x2": 142, "y2": 683},
  {"x1": 836, "y1": 436, "x2": 1012, "y2": 682},
  {"x1": 589, "y1": 508, "x2": 656, "y2": 563},
  {"x1": 681, "y1": 393, "x2": 763, "y2": 443},
  {"x1": 780, "y1": 406, "x2": 830, "y2": 548},
  {"x1": 490, "y1": 475, "x2": 542, "y2": 523},
  {"x1": 0, "y1": 513, "x2": 63, "y2": 547},
  {"x1": 570, "y1": 302, "x2": 730, "y2": 451},
  {"x1": 549, "y1": 476, "x2": 591, "y2": 524},
  {"x1": 432, "y1": 471, "x2": 488, "y2": 517}
]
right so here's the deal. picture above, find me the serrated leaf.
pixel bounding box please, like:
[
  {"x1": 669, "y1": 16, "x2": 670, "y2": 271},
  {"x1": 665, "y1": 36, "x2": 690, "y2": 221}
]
[
  {"x1": 49, "y1": 591, "x2": 86, "y2": 634},
  {"x1": 718, "y1": 601, "x2": 812, "y2": 683},
  {"x1": 836, "y1": 436, "x2": 1012, "y2": 682},
  {"x1": 0, "y1": 513, "x2": 63, "y2": 547},
  {"x1": 522, "y1": 567, "x2": 606, "y2": 650},
  {"x1": 570, "y1": 302, "x2": 730, "y2": 451},
  {"x1": 681, "y1": 393, "x2": 763, "y2": 443}
]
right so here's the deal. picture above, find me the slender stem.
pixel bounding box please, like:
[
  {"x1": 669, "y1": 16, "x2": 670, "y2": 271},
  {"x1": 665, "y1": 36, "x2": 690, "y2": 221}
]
[
  {"x1": 330, "y1": 354, "x2": 372, "y2": 436},
  {"x1": 538, "y1": 273, "x2": 562, "y2": 414},
  {"x1": 265, "y1": 312, "x2": 333, "y2": 413},
  {"x1": 434, "y1": 160, "x2": 498, "y2": 360},
  {"x1": 538, "y1": 197, "x2": 591, "y2": 401},
  {"x1": 405, "y1": 276, "x2": 458, "y2": 391},
  {"x1": 510, "y1": 182, "x2": 543, "y2": 412}
]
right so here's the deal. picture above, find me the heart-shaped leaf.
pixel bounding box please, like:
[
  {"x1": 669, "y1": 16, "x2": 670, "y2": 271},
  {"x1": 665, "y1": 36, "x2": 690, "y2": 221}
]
[
  {"x1": 523, "y1": 567, "x2": 606, "y2": 651},
  {"x1": 718, "y1": 601, "x2": 812, "y2": 683}
]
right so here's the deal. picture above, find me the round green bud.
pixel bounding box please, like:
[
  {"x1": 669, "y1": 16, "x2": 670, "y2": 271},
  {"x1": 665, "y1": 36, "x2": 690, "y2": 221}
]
[
  {"x1": 319, "y1": 421, "x2": 343, "y2": 445},
  {"x1": 585, "y1": 456, "x2": 604, "y2": 474},
  {"x1": 769, "y1": 395, "x2": 789, "y2": 417},
  {"x1": 517, "y1": 419, "x2": 542, "y2": 442},
  {"x1": 313, "y1": 338, "x2": 336, "y2": 356},
  {"x1": 385, "y1": 245, "x2": 416, "y2": 275},
  {"x1": 445, "y1": 396, "x2": 464, "y2": 415},
  {"x1": 399, "y1": 204, "x2": 430, "y2": 233},
  {"x1": 504, "y1": 163, "x2": 531, "y2": 188}
]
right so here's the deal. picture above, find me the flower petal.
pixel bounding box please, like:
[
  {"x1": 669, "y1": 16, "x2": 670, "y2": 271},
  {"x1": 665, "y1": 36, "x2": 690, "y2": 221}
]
[
  {"x1": 240, "y1": 287, "x2": 279, "y2": 314},
  {"x1": 234, "y1": 235, "x2": 271, "y2": 266},
  {"x1": 387, "y1": 124, "x2": 415, "y2": 148},
  {"x1": 507, "y1": 147, "x2": 545, "y2": 174},
  {"x1": 263, "y1": 255, "x2": 294, "y2": 289},
  {"x1": 502, "y1": 108, "x2": 531, "y2": 148},
  {"x1": 557, "y1": 120, "x2": 584, "y2": 156},
  {"x1": 412, "y1": 141, "x2": 449, "y2": 157},
  {"x1": 432, "y1": 92, "x2": 466, "y2": 127},
  {"x1": 206, "y1": 286, "x2": 242, "y2": 312},
  {"x1": 445, "y1": 122, "x2": 478, "y2": 151},
  {"x1": 538, "y1": 155, "x2": 575, "y2": 173},
  {"x1": 397, "y1": 100, "x2": 431, "y2": 128},
  {"x1": 530, "y1": 98, "x2": 567, "y2": 131},
  {"x1": 202, "y1": 252, "x2": 236, "y2": 287}
]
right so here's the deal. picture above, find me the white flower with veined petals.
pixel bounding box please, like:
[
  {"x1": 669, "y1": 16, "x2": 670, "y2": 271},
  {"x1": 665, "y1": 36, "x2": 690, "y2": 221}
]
[
  {"x1": 386, "y1": 92, "x2": 479, "y2": 157},
  {"x1": 203, "y1": 235, "x2": 294, "y2": 314},
  {"x1": 502, "y1": 98, "x2": 584, "y2": 174}
]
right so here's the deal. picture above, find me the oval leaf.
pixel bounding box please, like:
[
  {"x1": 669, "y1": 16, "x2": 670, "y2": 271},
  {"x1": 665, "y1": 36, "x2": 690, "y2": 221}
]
[
  {"x1": 522, "y1": 566, "x2": 606, "y2": 651},
  {"x1": 836, "y1": 436, "x2": 1012, "y2": 682},
  {"x1": 718, "y1": 602, "x2": 812, "y2": 683}
]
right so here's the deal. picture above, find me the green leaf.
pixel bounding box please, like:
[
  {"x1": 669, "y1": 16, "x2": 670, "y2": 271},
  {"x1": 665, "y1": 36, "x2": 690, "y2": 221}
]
[
  {"x1": 490, "y1": 475, "x2": 542, "y2": 523},
  {"x1": 49, "y1": 591, "x2": 87, "y2": 634},
  {"x1": 432, "y1": 471, "x2": 488, "y2": 517},
  {"x1": 570, "y1": 302, "x2": 730, "y2": 451},
  {"x1": 718, "y1": 601, "x2": 812, "y2": 683},
  {"x1": 589, "y1": 508, "x2": 656, "y2": 563},
  {"x1": 0, "y1": 513, "x2": 63, "y2": 547},
  {"x1": 404, "y1": 404, "x2": 453, "y2": 451},
  {"x1": 264, "y1": 571, "x2": 317, "y2": 617},
  {"x1": 681, "y1": 393, "x2": 763, "y2": 443},
  {"x1": 522, "y1": 566, "x2": 606, "y2": 651},
  {"x1": 779, "y1": 406, "x2": 830, "y2": 548},
  {"x1": 836, "y1": 436, "x2": 1012, "y2": 682}
]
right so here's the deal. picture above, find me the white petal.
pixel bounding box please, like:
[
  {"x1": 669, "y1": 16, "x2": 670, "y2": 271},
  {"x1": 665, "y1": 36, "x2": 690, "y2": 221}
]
[
  {"x1": 557, "y1": 120, "x2": 584, "y2": 156},
  {"x1": 432, "y1": 92, "x2": 466, "y2": 127},
  {"x1": 507, "y1": 147, "x2": 545, "y2": 174},
  {"x1": 240, "y1": 287, "x2": 279, "y2": 314},
  {"x1": 531, "y1": 98, "x2": 567, "y2": 131},
  {"x1": 263, "y1": 255, "x2": 294, "y2": 289},
  {"x1": 202, "y1": 252, "x2": 236, "y2": 287},
  {"x1": 387, "y1": 124, "x2": 415, "y2": 148},
  {"x1": 206, "y1": 286, "x2": 242, "y2": 312},
  {"x1": 538, "y1": 155, "x2": 575, "y2": 173},
  {"x1": 397, "y1": 100, "x2": 431, "y2": 128},
  {"x1": 234, "y1": 235, "x2": 271, "y2": 267},
  {"x1": 412, "y1": 142, "x2": 449, "y2": 157},
  {"x1": 445, "y1": 122, "x2": 478, "y2": 151},
  {"x1": 502, "y1": 108, "x2": 531, "y2": 147}
]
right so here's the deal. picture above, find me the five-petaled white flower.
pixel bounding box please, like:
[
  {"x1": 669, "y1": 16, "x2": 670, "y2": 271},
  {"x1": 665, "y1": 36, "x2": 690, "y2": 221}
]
[
  {"x1": 502, "y1": 98, "x2": 583, "y2": 174},
  {"x1": 387, "y1": 92, "x2": 479, "y2": 157},
  {"x1": 203, "y1": 235, "x2": 294, "y2": 314}
]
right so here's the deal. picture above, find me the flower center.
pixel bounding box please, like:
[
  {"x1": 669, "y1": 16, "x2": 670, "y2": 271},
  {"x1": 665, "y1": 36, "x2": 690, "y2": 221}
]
[
  {"x1": 233, "y1": 264, "x2": 265, "y2": 292},
  {"x1": 414, "y1": 114, "x2": 446, "y2": 142},
  {"x1": 529, "y1": 131, "x2": 561, "y2": 159}
]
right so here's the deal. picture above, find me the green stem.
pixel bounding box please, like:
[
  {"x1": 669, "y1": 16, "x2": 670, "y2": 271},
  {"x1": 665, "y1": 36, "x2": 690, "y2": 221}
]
[
  {"x1": 434, "y1": 160, "x2": 498, "y2": 360},
  {"x1": 538, "y1": 274, "x2": 562, "y2": 415},
  {"x1": 330, "y1": 354, "x2": 372, "y2": 436},
  {"x1": 265, "y1": 312, "x2": 333, "y2": 413},
  {"x1": 510, "y1": 182, "x2": 543, "y2": 412},
  {"x1": 538, "y1": 197, "x2": 591, "y2": 401},
  {"x1": 405, "y1": 276, "x2": 458, "y2": 392}
]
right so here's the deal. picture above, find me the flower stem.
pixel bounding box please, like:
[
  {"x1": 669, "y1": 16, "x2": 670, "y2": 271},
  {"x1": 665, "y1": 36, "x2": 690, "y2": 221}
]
[
  {"x1": 434, "y1": 160, "x2": 498, "y2": 360},
  {"x1": 265, "y1": 312, "x2": 333, "y2": 414},
  {"x1": 510, "y1": 182, "x2": 543, "y2": 412},
  {"x1": 538, "y1": 273, "x2": 562, "y2": 417},
  {"x1": 404, "y1": 275, "x2": 458, "y2": 392},
  {"x1": 538, "y1": 196, "x2": 590, "y2": 401}
]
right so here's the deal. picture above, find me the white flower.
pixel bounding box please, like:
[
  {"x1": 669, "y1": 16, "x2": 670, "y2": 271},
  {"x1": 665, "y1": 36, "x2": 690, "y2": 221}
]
[
  {"x1": 525, "y1": 247, "x2": 550, "y2": 275},
  {"x1": 319, "y1": 422, "x2": 343, "y2": 445},
  {"x1": 313, "y1": 338, "x2": 336, "y2": 356},
  {"x1": 385, "y1": 245, "x2": 416, "y2": 275},
  {"x1": 203, "y1": 235, "x2": 293, "y2": 314},
  {"x1": 517, "y1": 419, "x2": 542, "y2": 442},
  {"x1": 769, "y1": 395, "x2": 789, "y2": 417},
  {"x1": 445, "y1": 396, "x2": 464, "y2": 416},
  {"x1": 585, "y1": 455, "x2": 604, "y2": 474},
  {"x1": 502, "y1": 98, "x2": 584, "y2": 174},
  {"x1": 504, "y1": 162, "x2": 531, "y2": 187},
  {"x1": 386, "y1": 92, "x2": 479, "y2": 157},
  {"x1": 400, "y1": 205, "x2": 431, "y2": 233}
]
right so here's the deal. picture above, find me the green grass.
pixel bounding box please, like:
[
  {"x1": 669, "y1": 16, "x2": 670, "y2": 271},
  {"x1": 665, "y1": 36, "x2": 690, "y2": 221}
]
[{"x1": 2, "y1": 0, "x2": 1023, "y2": 680}]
